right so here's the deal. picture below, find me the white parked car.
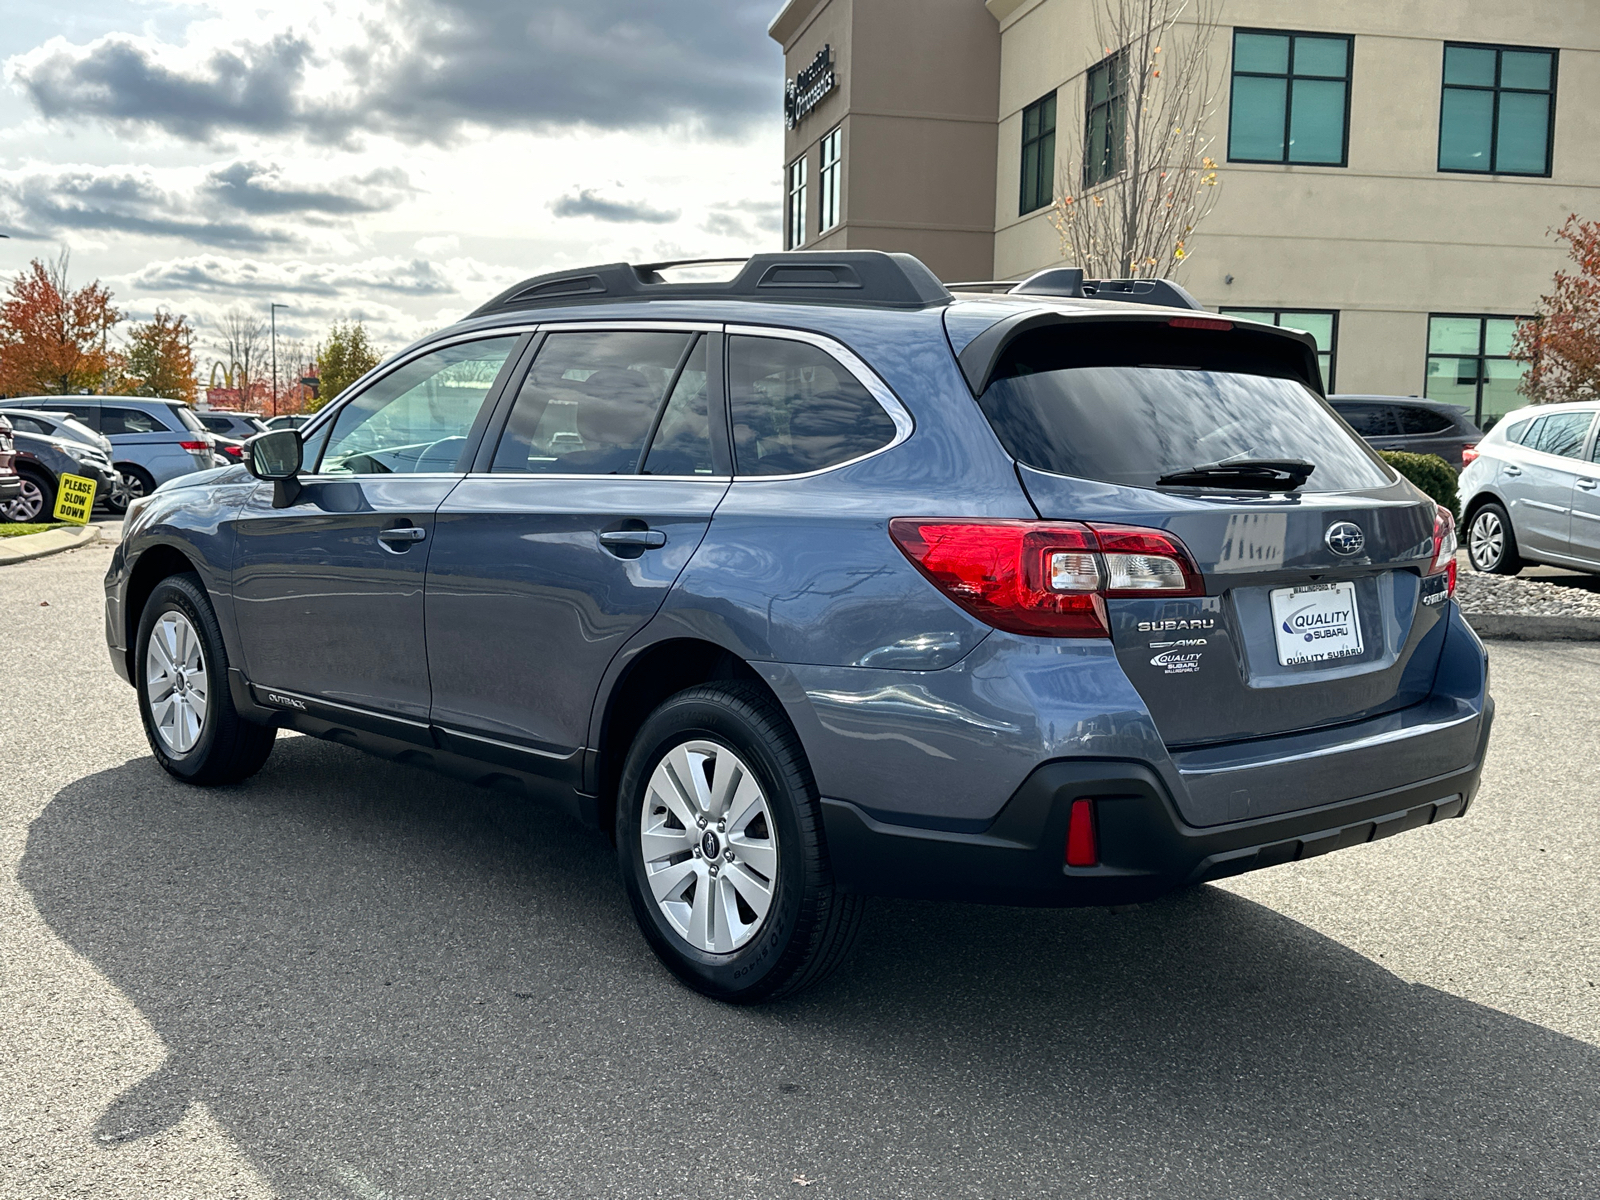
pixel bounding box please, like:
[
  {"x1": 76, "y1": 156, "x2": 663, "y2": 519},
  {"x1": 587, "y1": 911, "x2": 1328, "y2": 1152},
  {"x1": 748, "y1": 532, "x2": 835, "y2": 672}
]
[{"x1": 1459, "y1": 401, "x2": 1600, "y2": 574}]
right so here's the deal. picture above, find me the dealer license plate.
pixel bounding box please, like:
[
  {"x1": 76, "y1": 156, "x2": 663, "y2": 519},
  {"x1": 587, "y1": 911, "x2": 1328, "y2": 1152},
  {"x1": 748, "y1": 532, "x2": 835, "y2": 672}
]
[{"x1": 1269, "y1": 580, "x2": 1363, "y2": 666}]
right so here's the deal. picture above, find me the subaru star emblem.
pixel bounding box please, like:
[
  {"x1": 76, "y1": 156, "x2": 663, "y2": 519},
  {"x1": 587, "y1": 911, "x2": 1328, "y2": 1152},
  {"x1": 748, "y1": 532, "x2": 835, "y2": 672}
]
[{"x1": 1325, "y1": 522, "x2": 1365, "y2": 556}]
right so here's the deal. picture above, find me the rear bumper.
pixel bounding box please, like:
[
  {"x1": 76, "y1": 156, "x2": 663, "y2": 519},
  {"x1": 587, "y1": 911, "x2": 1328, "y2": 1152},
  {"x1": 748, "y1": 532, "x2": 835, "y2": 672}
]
[{"x1": 822, "y1": 698, "x2": 1492, "y2": 906}]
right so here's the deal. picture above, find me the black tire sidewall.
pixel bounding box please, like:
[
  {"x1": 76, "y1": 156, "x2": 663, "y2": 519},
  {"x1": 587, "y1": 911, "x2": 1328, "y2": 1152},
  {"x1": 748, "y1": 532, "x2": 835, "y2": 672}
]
[
  {"x1": 134, "y1": 575, "x2": 228, "y2": 780},
  {"x1": 617, "y1": 690, "x2": 813, "y2": 1001},
  {"x1": 1470, "y1": 503, "x2": 1516, "y2": 573}
]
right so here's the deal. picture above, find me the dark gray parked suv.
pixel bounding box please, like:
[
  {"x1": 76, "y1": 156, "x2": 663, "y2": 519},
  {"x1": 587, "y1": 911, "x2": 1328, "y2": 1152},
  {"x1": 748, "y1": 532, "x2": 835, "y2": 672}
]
[
  {"x1": 104, "y1": 252, "x2": 1493, "y2": 1002},
  {"x1": 1330, "y1": 395, "x2": 1482, "y2": 471}
]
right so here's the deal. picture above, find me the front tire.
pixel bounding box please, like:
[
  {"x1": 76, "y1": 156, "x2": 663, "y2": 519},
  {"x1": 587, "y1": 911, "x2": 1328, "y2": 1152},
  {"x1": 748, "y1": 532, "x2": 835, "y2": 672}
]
[
  {"x1": 616, "y1": 683, "x2": 864, "y2": 1003},
  {"x1": 5, "y1": 469, "x2": 53, "y2": 522},
  {"x1": 135, "y1": 574, "x2": 277, "y2": 785},
  {"x1": 1468, "y1": 502, "x2": 1522, "y2": 574}
]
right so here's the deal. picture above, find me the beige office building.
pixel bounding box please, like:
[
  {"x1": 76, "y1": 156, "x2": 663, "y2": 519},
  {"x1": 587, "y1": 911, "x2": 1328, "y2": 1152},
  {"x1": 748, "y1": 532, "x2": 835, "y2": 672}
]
[{"x1": 769, "y1": 0, "x2": 1600, "y2": 426}]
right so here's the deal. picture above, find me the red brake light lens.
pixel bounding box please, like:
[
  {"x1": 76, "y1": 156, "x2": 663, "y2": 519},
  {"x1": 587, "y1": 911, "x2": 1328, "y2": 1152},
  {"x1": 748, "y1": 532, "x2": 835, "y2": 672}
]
[
  {"x1": 1427, "y1": 504, "x2": 1457, "y2": 598},
  {"x1": 1461, "y1": 443, "x2": 1479, "y2": 466},
  {"x1": 179, "y1": 440, "x2": 210, "y2": 452},
  {"x1": 888, "y1": 519, "x2": 1202, "y2": 638},
  {"x1": 1066, "y1": 798, "x2": 1098, "y2": 866},
  {"x1": 1168, "y1": 316, "x2": 1233, "y2": 332}
]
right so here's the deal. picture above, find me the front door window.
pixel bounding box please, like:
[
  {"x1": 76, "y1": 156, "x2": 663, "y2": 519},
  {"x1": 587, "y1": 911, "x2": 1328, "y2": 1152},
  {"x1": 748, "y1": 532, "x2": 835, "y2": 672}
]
[{"x1": 316, "y1": 337, "x2": 520, "y2": 474}]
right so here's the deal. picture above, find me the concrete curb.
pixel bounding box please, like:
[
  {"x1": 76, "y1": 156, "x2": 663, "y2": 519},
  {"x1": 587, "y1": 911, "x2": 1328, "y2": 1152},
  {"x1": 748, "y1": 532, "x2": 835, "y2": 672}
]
[
  {"x1": 0, "y1": 523, "x2": 102, "y2": 565},
  {"x1": 1464, "y1": 612, "x2": 1600, "y2": 641}
]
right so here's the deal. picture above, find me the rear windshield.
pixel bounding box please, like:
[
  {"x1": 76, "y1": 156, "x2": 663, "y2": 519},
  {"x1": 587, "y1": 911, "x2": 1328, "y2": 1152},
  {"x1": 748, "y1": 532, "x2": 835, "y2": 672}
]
[
  {"x1": 168, "y1": 404, "x2": 208, "y2": 433},
  {"x1": 980, "y1": 351, "x2": 1390, "y2": 492}
]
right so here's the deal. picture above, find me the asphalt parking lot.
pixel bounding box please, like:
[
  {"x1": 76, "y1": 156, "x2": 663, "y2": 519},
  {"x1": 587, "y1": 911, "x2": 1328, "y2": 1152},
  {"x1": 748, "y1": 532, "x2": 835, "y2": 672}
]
[{"x1": 2, "y1": 540, "x2": 1597, "y2": 1199}]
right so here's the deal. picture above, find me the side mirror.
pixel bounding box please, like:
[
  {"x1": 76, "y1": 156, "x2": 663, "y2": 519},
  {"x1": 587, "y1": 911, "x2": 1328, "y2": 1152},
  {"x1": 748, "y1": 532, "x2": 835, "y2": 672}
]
[{"x1": 243, "y1": 428, "x2": 305, "y2": 508}]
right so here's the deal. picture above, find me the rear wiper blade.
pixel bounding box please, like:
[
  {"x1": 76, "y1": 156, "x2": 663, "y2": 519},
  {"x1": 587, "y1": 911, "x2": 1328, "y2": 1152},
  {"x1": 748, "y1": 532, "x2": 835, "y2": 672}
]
[{"x1": 1157, "y1": 459, "x2": 1315, "y2": 490}]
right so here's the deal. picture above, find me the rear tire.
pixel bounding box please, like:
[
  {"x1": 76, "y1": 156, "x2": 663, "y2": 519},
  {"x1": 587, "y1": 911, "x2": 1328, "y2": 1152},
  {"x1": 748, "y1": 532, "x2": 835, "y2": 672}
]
[
  {"x1": 108, "y1": 465, "x2": 155, "y2": 515},
  {"x1": 1468, "y1": 502, "x2": 1522, "y2": 575},
  {"x1": 135, "y1": 573, "x2": 277, "y2": 785},
  {"x1": 616, "y1": 682, "x2": 864, "y2": 1003}
]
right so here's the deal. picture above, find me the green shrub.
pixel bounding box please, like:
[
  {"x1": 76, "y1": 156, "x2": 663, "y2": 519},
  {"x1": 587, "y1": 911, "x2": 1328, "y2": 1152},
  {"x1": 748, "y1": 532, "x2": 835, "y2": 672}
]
[{"x1": 1379, "y1": 451, "x2": 1458, "y2": 519}]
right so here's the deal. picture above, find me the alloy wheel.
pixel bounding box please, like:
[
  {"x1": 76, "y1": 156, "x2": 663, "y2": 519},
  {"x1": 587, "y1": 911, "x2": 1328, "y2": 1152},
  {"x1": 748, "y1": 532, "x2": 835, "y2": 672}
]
[
  {"x1": 145, "y1": 611, "x2": 209, "y2": 754},
  {"x1": 5, "y1": 478, "x2": 45, "y2": 522},
  {"x1": 1470, "y1": 510, "x2": 1504, "y2": 570},
  {"x1": 639, "y1": 740, "x2": 778, "y2": 954}
]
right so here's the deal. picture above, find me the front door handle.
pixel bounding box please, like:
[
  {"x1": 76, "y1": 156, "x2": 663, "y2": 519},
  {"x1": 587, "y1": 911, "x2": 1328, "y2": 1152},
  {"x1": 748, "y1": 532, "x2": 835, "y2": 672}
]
[
  {"x1": 378, "y1": 526, "x2": 427, "y2": 547},
  {"x1": 600, "y1": 528, "x2": 667, "y2": 550},
  {"x1": 1578, "y1": 478, "x2": 1599, "y2": 491}
]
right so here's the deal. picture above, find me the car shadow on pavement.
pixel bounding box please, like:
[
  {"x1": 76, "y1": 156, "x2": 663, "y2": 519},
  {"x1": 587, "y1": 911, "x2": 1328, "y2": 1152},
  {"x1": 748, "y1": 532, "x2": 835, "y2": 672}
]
[{"x1": 23, "y1": 735, "x2": 1600, "y2": 1199}]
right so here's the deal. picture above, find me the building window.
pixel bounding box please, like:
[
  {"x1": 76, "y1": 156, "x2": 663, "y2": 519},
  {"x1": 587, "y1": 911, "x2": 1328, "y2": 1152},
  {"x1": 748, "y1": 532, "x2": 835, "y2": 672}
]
[
  {"x1": 818, "y1": 126, "x2": 842, "y2": 234},
  {"x1": 1218, "y1": 308, "x2": 1338, "y2": 389},
  {"x1": 1084, "y1": 52, "x2": 1126, "y2": 187},
  {"x1": 1019, "y1": 91, "x2": 1056, "y2": 215},
  {"x1": 1438, "y1": 43, "x2": 1557, "y2": 176},
  {"x1": 1425, "y1": 315, "x2": 1530, "y2": 428},
  {"x1": 786, "y1": 156, "x2": 808, "y2": 250},
  {"x1": 1228, "y1": 29, "x2": 1353, "y2": 166}
]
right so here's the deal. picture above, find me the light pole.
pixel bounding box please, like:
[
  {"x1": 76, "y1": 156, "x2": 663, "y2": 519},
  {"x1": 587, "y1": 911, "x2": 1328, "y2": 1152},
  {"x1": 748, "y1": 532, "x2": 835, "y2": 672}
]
[{"x1": 269, "y1": 302, "x2": 289, "y2": 416}]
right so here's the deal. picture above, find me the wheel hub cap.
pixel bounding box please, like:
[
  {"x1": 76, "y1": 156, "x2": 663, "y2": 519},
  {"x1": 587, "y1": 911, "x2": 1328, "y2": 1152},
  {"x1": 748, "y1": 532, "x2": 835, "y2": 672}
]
[
  {"x1": 145, "y1": 612, "x2": 208, "y2": 754},
  {"x1": 640, "y1": 740, "x2": 778, "y2": 954}
]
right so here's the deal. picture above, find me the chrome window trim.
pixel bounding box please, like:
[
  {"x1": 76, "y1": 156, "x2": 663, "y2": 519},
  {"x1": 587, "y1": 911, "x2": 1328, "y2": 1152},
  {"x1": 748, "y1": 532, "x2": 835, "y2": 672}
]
[{"x1": 723, "y1": 323, "x2": 914, "y2": 482}]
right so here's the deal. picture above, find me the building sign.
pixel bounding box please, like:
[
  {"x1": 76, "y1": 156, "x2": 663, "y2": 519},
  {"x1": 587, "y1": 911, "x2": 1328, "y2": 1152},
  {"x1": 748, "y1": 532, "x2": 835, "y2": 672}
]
[{"x1": 785, "y1": 45, "x2": 837, "y2": 129}]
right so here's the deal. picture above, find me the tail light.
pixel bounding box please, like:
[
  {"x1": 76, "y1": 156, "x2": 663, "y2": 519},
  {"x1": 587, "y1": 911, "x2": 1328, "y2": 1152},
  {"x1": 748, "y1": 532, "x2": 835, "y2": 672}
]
[
  {"x1": 888, "y1": 518, "x2": 1202, "y2": 638},
  {"x1": 179, "y1": 440, "x2": 210, "y2": 452},
  {"x1": 1427, "y1": 505, "x2": 1457, "y2": 598},
  {"x1": 1461, "y1": 444, "x2": 1479, "y2": 466},
  {"x1": 220, "y1": 444, "x2": 244, "y2": 459}
]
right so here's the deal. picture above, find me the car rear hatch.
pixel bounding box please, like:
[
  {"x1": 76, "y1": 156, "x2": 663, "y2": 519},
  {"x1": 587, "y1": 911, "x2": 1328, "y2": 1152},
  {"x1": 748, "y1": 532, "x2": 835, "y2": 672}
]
[{"x1": 963, "y1": 310, "x2": 1452, "y2": 748}]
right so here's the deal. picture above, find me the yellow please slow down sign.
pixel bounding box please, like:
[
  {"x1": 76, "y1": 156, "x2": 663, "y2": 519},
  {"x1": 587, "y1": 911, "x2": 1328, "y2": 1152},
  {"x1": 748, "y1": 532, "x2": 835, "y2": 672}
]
[{"x1": 52, "y1": 473, "x2": 97, "y2": 525}]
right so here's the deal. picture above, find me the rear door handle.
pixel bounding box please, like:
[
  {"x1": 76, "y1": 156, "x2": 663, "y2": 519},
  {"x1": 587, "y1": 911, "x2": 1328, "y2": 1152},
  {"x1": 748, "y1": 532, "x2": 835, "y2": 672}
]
[
  {"x1": 600, "y1": 528, "x2": 667, "y2": 550},
  {"x1": 1578, "y1": 479, "x2": 1599, "y2": 491},
  {"x1": 1503, "y1": 466, "x2": 1522, "y2": 476},
  {"x1": 378, "y1": 526, "x2": 427, "y2": 544}
]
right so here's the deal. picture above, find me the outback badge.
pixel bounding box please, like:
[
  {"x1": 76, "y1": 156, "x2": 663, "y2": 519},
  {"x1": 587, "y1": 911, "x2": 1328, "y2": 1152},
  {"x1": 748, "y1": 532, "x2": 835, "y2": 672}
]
[{"x1": 1325, "y1": 521, "x2": 1365, "y2": 556}]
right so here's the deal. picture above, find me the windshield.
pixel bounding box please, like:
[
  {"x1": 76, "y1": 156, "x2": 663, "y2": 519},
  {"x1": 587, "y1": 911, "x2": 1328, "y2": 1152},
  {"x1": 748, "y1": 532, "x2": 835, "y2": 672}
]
[{"x1": 979, "y1": 365, "x2": 1391, "y2": 493}]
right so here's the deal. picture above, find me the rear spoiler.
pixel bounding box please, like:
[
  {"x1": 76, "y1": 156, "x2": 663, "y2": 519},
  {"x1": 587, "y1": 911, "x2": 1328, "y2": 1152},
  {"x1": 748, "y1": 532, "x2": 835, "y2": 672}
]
[{"x1": 955, "y1": 309, "x2": 1325, "y2": 397}]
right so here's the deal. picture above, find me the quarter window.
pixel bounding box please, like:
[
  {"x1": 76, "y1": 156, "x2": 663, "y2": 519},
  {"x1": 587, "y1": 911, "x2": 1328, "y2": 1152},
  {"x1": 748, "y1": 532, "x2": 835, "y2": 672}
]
[
  {"x1": 1331, "y1": 402, "x2": 1399, "y2": 438},
  {"x1": 818, "y1": 127, "x2": 842, "y2": 233},
  {"x1": 492, "y1": 332, "x2": 697, "y2": 475},
  {"x1": 786, "y1": 157, "x2": 809, "y2": 250},
  {"x1": 1218, "y1": 308, "x2": 1337, "y2": 389},
  {"x1": 318, "y1": 336, "x2": 519, "y2": 474},
  {"x1": 1228, "y1": 30, "x2": 1353, "y2": 166},
  {"x1": 1084, "y1": 53, "x2": 1125, "y2": 187},
  {"x1": 727, "y1": 336, "x2": 897, "y2": 476},
  {"x1": 1424, "y1": 315, "x2": 1530, "y2": 428},
  {"x1": 1439, "y1": 43, "x2": 1556, "y2": 176},
  {"x1": 1019, "y1": 91, "x2": 1057, "y2": 215}
]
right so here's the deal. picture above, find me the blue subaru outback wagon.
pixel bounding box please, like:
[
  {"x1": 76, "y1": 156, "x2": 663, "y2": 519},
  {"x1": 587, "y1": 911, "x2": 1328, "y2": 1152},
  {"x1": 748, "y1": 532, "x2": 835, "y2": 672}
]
[{"x1": 105, "y1": 252, "x2": 1492, "y2": 1002}]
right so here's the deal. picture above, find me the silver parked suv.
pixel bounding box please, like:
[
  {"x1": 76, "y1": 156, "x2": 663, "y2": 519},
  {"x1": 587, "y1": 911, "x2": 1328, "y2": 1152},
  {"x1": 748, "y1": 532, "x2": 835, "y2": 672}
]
[
  {"x1": 1460, "y1": 401, "x2": 1600, "y2": 574},
  {"x1": 3, "y1": 396, "x2": 217, "y2": 512}
]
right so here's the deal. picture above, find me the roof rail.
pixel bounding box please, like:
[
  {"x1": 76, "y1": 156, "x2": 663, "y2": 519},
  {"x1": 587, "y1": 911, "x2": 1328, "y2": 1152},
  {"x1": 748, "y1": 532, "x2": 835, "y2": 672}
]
[{"x1": 471, "y1": 250, "x2": 954, "y2": 317}]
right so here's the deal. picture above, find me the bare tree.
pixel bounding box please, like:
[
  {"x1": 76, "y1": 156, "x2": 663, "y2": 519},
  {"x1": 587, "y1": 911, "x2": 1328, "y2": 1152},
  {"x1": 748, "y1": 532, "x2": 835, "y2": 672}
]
[
  {"x1": 1050, "y1": 0, "x2": 1223, "y2": 280},
  {"x1": 213, "y1": 308, "x2": 269, "y2": 408}
]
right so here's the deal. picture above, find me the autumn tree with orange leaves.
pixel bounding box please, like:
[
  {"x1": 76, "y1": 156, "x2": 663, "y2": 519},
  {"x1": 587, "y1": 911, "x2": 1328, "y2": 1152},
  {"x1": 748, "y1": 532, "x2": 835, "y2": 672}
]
[
  {"x1": 0, "y1": 253, "x2": 121, "y2": 396},
  {"x1": 1514, "y1": 214, "x2": 1600, "y2": 405},
  {"x1": 122, "y1": 309, "x2": 200, "y2": 404}
]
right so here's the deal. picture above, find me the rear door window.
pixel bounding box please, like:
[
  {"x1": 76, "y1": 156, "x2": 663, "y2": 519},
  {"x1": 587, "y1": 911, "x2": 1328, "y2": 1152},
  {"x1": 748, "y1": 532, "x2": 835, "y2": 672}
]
[
  {"x1": 1331, "y1": 402, "x2": 1401, "y2": 437},
  {"x1": 101, "y1": 407, "x2": 171, "y2": 435},
  {"x1": 727, "y1": 335, "x2": 897, "y2": 476},
  {"x1": 492, "y1": 331, "x2": 696, "y2": 474},
  {"x1": 1528, "y1": 411, "x2": 1595, "y2": 459},
  {"x1": 1396, "y1": 406, "x2": 1455, "y2": 435}
]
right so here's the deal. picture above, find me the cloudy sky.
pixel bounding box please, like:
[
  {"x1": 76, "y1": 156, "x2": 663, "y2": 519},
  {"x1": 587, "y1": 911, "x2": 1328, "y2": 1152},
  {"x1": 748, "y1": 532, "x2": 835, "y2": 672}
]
[{"x1": 0, "y1": 0, "x2": 785, "y2": 370}]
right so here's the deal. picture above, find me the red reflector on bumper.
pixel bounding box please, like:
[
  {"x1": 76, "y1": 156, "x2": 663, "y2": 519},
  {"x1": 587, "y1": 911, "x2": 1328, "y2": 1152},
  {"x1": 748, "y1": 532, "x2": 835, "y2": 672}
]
[{"x1": 1066, "y1": 798, "x2": 1098, "y2": 867}]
